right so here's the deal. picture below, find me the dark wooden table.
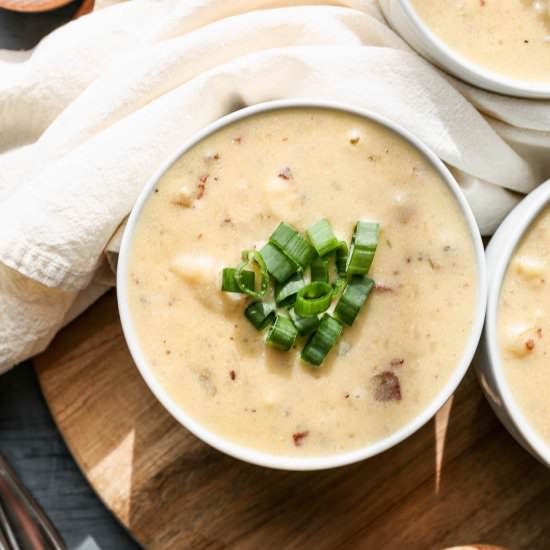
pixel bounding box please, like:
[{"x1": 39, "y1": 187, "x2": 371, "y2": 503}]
[{"x1": 0, "y1": 4, "x2": 138, "y2": 549}]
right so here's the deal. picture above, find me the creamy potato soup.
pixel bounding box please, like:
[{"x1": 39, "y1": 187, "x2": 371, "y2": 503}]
[
  {"x1": 410, "y1": 0, "x2": 550, "y2": 82},
  {"x1": 499, "y1": 206, "x2": 550, "y2": 445},
  {"x1": 127, "y1": 107, "x2": 476, "y2": 457}
]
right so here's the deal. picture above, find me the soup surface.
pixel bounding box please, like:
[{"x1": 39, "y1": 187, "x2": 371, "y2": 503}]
[
  {"x1": 127, "y1": 107, "x2": 477, "y2": 457},
  {"x1": 410, "y1": 0, "x2": 550, "y2": 82},
  {"x1": 499, "y1": 205, "x2": 550, "y2": 445}
]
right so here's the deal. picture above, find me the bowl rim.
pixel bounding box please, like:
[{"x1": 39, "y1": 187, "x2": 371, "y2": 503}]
[
  {"x1": 485, "y1": 179, "x2": 550, "y2": 466},
  {"x1": 397, "y1": 0, "x2": 550, "y2": 98},
  {"x1": 117, "y1": 98, "x2": 487, "y2": 471}
]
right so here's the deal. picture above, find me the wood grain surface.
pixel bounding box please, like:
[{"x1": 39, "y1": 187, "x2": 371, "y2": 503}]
[{"x1": 34, "y1": 291, "x2": 550, "y2": 550}]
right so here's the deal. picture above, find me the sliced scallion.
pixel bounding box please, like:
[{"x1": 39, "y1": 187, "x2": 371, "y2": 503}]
[
  {"x1": 301, "y1": 314, "x2": 344, "y2": 366},
  {"x1": 289, "y1": 308, "x2": 319, "y2": 336},
  {"x1": 245, "y1": 301, "x2": 276, "y2": 330},
  {"x1": 334, "y1": 276, "x2": 374, "y2": 326},
  {"x1": 235, "y1": 250, "x2": 269, "y2": 298},
  {"x1": 265, "y1": 314, "x2": 298, "y2": 351},
  {"x1": 259, "y1": 242, "x2": 298, "y2": 283},
  {"x1": 310, "y1": 255, "x2": 329, "y2": 283},
  {"x1": 270, "y1": 222, "x2": 316, "y2": 270},
  {"x1": 269, "y1": 222, "x2": 296, "y2": 250},
  {"x1": 335, "y1": 241, "x2": 348, "y2": 276},
  {"x1": 284, "y1": 234, "x2": 316, "y2": 270},
  {"x1": 346, "y1": 221, "x2": 379, "y2": 275},
  {"x1": 275, "y1": 273, "x2": 305, "y2": 306},
  {"x1": 332, "y1": 276, "x2": 347, "y2": 297},
  {"x1": 221, "y1": 268, "x2": 255, "y2": 293},
  {"x1": 295, "y1": 282, "x2": 333, "y2": 316},
  {"x1": 306, "y1": 219, "x2": 340, "y2": 256}
]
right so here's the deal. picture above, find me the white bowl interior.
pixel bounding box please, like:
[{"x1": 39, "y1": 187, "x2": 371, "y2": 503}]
[
  {"x1": 399, "y1": 0, "x2": 550, "y2": 98},
  {"x1": 117, "y1": 98, "x2": 487, "y2": 471},
  {"x1": 485, "y1": 181, "x2": 550, "y2": 466}
]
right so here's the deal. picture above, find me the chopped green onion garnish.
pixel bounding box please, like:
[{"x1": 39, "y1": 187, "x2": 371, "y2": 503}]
[
  {"x1": 310, "y1": 255, "x2": 329, "y2": 283},
  {"x1": 245, "y1": 301, "x2": 276, "y2": 330},
  {"x1": 265, "y1": 314, "x2": 298, "y2": 351},
  {"x1": 259, "y1": 242, "x2": 298, "y2": 283},
  {"x1": 221, "y1": 218, "x2": 381, "y2": 366},
  {"x1": 335, "y1": 241, "x2": 348, "y2": 276},
  {"x1": 275, "y1": 273, "x2": 305, "y2": 306},
  {"x1": 295, "y1": 282, "x2": 333, "y2": 316},
  {"x1": 269, "y1": 222, "x2": 296, "y2": 250},
  {"x1": 334, "y1": 276, "x2": 374, "y2": 326},
  {"x1": 306, "y1": 219, "x2": 340, "y2": 256},
  {"x1": 346, "y1": 221, "x2": 379, "y2": 275},
  {"x1": 270, "y1": 222, "x2": 316, "y2": 270},
  {"x1": 289, "y1": 308, "x2": 319, "y2": 336},
  {"x1": 235, "y1": 250, "x2": 269, "y2": 298},
  {"x1": 283, "y1": 234, "x2": 316, "y2": 270},
  {"x1": 301, "y1": 314, "x2": 344, "y2": 366},
  {"x1": 221, "y1": 268, "x2": 255, "y2": 293},
  {"x1": 332, "y1": 276, "x2": 347, "y2": 297}
]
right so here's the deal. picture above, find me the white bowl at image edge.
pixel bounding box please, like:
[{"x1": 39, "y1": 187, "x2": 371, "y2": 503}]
[
  {"x1": 476, "y1": 179, "x2": 550, "y2": 468},
  {"x1": 117, "y1": 98, "x2": 487, "y2": 471},
  {"x1": 379, "y1": 0, "x2": 550, "y2": 99}
]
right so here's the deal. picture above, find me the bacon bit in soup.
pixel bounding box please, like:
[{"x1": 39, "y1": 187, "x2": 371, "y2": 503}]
[
  {"x1": 349, "y1": 135, "x2": 360, "y2": 145},
  {"x1": 229, "y1": 369, "x2": 236, "y2": 381},
  {"x1": 480, "y1": 0, "x2": 486, "y2": 6},
  {"x1": 525, "y1": 339, "x2": 535, "y2": 351},
  {"x1": 278, "y1": 166, "x2": 292, "y2": 180},
  {"x1": 390, "y1": 358, "x2": 405, "y2": 367},
  {"x1": 373, "y1": 371, "x2": 402, "y2": 401},
  {"x1": 196, "y1": 175, "x2": 209, "y2": 199},
  {"x1": 375, "y1": 283, "x2": 394, "y2": 292},
  {"x1": 292, "y1": 431, "x2": 309, "y2": 446},
  {"x1": 232, "y1": 136, "x2": 242, "y2": 144},
  {"x1": 205, "y1": 152, "x2": 220, "y2": 161},
  {"x1": 537, "y1": 327, "x2": 543, "y2": 338}
]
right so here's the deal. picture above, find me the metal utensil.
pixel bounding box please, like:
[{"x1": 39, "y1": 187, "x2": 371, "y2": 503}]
[{"x1": 0, "y1": 455, "x2": 66, "y2": 550}]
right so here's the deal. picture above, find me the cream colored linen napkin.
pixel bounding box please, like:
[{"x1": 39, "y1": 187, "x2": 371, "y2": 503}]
[{"x1": 1, "y1": 0, "x2": 549, "y2": 373}]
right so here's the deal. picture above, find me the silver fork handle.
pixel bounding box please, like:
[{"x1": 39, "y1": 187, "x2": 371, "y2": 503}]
[
  {"x1": 0, "y1": 455, "x2": 66, "y2": 550},
  {"x1": 0, "y1": 499, "x2": 19, "y2": 550}
]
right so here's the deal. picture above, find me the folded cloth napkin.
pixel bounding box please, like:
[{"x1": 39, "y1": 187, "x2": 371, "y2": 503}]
[{"x1": 1, "y1": 0, "x2": 550, "y2": 373}]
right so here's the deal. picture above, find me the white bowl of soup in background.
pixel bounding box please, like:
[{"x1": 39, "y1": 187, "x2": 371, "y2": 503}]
[
  {"x1": 477, "y1": 179, "x2": 550, "y2": 467},
  {"x1": 380, "y1": 0, "x2": 550, "y2": 98},
  {"x1": 117, "y1": 99, "x2": 487, "y2": 471}
]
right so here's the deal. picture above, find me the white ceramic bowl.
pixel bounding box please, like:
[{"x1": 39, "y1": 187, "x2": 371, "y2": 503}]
[
  {"x1": 380, "y1": 0, "x2": 550, "y2": 99},
  {"x1": 117, "y1": 99, "x2": 487, "y2": 471},
  {"x1": 476, "y1": 179, "x2": 550, "y2": 467}
]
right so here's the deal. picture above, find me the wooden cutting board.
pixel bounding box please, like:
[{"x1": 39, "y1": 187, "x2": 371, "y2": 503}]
[{"x1": 34, "y1": 290, "x2": 550, "y2": 549}]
